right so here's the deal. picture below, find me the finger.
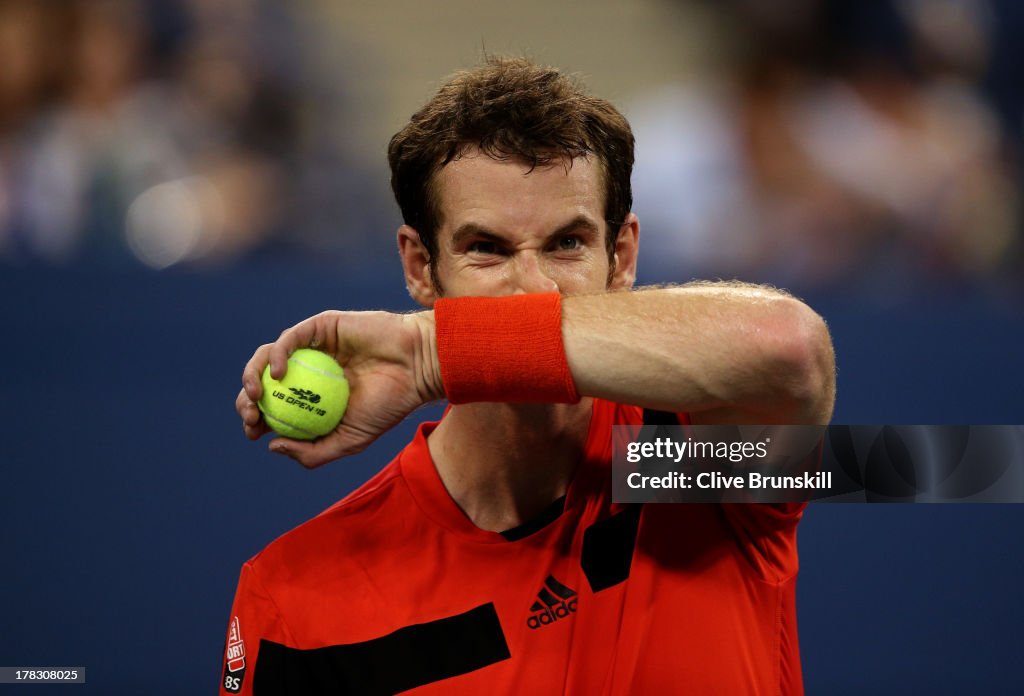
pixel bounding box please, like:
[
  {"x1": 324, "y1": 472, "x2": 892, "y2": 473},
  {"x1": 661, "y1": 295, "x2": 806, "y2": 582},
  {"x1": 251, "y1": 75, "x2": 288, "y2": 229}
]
[
  {"x1": 267, "y1": 342, "x2": 291, "y2": 380},
  {"x1": 238, "y1": 392, "x2": 263, "y2": 428},
  {"x1": 235, "y1": 388, "x2": 249, "y2": 418},
  {"x1": 269, "y1": 439, "x2": 343, "y2": 469},
  {"x1": 269, "y1": 317, "x2": 326, "y2": 379},
  {"x1": 244, "y1": 420, "x2": 270, "y2": 441},
  {"x1": 268, "y1": 437, "x2": 323, "y2": 469},
  {"x1": 242, "y1": 344, "x2": 273, "y2": 401},
  {"x1": 268, "y1": 432, "x2": 357, "y2": 469},
  {"x1": 236, "y1": 388, "x2": 269, "y2": 440}
]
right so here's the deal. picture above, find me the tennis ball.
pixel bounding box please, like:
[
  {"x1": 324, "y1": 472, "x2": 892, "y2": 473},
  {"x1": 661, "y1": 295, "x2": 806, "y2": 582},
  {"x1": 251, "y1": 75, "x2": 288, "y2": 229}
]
[{"x1": 257, "y1": 348, "x2": 349, "y2": 440}]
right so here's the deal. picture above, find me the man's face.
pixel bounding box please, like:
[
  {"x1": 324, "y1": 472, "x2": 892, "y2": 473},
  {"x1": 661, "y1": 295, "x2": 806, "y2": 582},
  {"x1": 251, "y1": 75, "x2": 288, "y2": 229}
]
[{"x1": 399, "y1": 148, "x2": 638, "y2": 304}]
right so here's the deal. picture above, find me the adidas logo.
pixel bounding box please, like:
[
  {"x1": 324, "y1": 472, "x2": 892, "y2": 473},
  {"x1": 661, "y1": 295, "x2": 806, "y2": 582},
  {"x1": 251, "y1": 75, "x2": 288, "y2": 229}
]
[{"x1": 526, "y1": 575, "x2": 578, "y2": 630}]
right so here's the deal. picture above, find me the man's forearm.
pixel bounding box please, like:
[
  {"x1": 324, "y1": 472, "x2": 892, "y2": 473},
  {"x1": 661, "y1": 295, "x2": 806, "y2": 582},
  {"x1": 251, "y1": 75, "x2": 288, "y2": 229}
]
[{"x1": 561, "y1": 283, "x2": 836, "y2": 424}]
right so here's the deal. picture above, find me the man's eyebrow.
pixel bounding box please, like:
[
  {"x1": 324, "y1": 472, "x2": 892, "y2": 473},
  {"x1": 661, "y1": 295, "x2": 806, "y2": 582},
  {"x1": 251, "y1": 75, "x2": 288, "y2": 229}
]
[
  {"x1": 548, "y1": 215, "x2": 602, "y2": 240},
  {"x1": 451, "y1": 223, "x2": 500, "y2": 247},
  {"x1": 451, "y1": 216, "x2": 602, "y2": 246}
]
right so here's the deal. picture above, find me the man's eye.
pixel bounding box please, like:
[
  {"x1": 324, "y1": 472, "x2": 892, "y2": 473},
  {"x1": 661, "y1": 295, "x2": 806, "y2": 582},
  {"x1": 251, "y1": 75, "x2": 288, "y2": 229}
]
[
  {"x1": 468, "y1": 241, "x2": 500, "y2": 255},
  {"x1": 556, "y1": 236, "x2": 582, "y2": 251}
]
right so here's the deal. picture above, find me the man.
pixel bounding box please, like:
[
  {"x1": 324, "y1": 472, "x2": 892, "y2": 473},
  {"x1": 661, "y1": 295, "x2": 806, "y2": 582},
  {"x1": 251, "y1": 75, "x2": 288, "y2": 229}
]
[{"x1": 225, "y1": 57, "x2": 834, "y2": 695}]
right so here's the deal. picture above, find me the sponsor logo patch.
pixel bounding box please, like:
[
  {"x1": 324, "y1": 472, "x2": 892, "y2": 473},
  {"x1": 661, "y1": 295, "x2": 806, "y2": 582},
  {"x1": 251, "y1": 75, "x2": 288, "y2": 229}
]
[{"x1": 223, "y1": 616, "x2": 246, "y2": 693}]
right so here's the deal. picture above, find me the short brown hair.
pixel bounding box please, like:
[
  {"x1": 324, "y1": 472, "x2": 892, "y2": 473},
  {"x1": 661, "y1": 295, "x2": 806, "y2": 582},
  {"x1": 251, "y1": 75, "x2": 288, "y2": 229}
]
[{"x1": 388, "y1": 56, "x2": 634, "y2": 266}]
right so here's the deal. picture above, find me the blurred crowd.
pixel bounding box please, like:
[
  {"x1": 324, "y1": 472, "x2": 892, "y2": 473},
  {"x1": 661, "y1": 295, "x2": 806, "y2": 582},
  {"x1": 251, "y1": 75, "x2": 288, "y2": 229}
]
[
  {"x1": 0, "y1": 0, "x2": 387, "y2": 270},
  {"x1": 632, "y1": 0, "x2": 1023, "y2": 298},
  {"x1": 0, "y1": 0, "x2": 1021, "y2": 299}
]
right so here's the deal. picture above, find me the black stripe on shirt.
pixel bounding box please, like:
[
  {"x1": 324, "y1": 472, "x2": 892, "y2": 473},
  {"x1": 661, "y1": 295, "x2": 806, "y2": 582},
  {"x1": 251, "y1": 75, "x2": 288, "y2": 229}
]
[
  {"x1": 581, "y1": 505, "x2": 643, "y2": 593},
  {"x1": 500, "y1": 495, "x2": 566, "y2": 541},
  {"x1": 642, "y1": 408, "x2": 680, "y2": 426},
  {"x1": 253, "y1": 603, "x2": 510, "y2": 695},
  {"x1": 578, "y1": 410, "x2": 671, "y2": 592}
]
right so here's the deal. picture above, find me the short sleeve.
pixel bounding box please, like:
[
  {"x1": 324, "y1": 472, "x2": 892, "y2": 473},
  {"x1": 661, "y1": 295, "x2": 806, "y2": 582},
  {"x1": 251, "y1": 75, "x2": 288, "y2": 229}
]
[{"x1": 219, "y1": 561, "x2": 292, "y2": 696}]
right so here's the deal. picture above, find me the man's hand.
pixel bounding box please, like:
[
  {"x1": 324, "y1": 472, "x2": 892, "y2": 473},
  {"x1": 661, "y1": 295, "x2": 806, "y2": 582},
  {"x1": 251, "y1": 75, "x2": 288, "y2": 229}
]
[{"x1": 236, "y1": 310, "x2": 443, "y2": 468}]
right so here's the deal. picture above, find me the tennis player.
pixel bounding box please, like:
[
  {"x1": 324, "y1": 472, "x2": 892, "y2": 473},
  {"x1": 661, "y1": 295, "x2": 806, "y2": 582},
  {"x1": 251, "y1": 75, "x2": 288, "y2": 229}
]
[{"x1": 224, "y1": 57, "x2": 835, "y2": 695}]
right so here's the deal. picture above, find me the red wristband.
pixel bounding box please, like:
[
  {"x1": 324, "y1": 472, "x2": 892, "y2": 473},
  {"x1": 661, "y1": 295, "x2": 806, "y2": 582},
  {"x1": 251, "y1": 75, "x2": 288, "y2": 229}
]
[{"x1": 434, "y1": 293, "x2": 581, "y2": 404}]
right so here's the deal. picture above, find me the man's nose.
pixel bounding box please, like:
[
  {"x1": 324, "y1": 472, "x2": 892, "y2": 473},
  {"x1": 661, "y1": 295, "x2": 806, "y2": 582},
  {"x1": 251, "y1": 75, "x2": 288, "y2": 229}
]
[{"x1": 512, "y1": 251, "x2": 559, "y2": 294}]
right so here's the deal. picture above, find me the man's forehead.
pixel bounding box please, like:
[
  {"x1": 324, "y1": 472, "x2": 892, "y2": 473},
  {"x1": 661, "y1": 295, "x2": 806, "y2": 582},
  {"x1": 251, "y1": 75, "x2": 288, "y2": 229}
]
[{"x1": 434, "y1": 149, "x2": 605, "y2": 223}]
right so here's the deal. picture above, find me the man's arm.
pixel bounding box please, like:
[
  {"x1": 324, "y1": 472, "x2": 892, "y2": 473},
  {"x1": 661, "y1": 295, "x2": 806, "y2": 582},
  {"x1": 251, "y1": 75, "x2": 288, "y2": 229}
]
[
  {"x1": 237, "y1": 283, "x2": 835, "y2": 467},
  {"x1": 562, "y1": 283, "x2": 835, "y2": 425}
]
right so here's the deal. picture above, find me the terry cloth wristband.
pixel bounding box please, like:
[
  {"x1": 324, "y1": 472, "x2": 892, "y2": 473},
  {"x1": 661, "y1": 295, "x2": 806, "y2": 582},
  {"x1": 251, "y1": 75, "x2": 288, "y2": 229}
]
[{"x1": 434, "y1": 293, "x2": 581, "y2": 404}]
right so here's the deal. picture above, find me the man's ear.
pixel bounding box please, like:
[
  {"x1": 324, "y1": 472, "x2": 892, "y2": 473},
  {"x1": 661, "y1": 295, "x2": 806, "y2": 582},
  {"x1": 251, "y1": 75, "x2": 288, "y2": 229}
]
[
  {"x1": 397, "y1": 225, "x2": 437, "y2": 307},
  {"x1": 608, "y1": 213, "x2": 640, "y2": 290}
]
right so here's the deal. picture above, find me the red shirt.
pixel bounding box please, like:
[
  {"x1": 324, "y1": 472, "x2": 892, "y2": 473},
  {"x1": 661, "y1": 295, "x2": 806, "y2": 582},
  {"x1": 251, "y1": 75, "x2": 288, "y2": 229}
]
[{"x1": 221, "y1": 399, "x2": 805, "y2": 695}]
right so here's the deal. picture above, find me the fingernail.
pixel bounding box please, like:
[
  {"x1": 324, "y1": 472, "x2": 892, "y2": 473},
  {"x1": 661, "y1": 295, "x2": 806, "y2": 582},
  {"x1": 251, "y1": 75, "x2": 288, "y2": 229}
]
[{"x1": 272, "y1": 444, "x2": 289, "y2": 455}]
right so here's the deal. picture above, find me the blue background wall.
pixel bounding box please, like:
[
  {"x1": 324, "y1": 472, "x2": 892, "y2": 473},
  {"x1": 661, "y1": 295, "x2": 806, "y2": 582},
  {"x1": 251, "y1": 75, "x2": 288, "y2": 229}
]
[{"x1": 1, "y1": 263, "x2": 1022, "y2": 694}]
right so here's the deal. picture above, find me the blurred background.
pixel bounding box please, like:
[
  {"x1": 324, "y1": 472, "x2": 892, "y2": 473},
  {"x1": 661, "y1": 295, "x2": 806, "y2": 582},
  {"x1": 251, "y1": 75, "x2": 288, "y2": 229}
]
[{"x1": 0, "y1": 0, "x2": 1021, "y2": 693}]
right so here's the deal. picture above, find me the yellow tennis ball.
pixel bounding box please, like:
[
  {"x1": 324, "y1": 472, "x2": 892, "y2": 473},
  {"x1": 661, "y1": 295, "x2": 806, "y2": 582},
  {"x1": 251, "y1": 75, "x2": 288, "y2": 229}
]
[{"x1": 258, "y1": 348, "x2": 349, "y2": 440}]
